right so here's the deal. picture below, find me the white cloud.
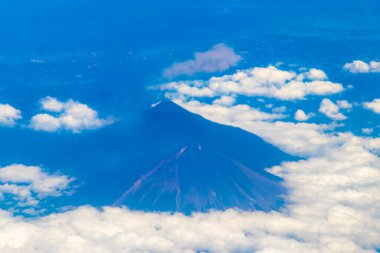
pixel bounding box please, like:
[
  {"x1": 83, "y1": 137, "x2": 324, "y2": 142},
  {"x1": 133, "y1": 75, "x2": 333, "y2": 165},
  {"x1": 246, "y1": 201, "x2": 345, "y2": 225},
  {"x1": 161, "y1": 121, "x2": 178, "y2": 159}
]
[
  {"x1": 294, "y1": 109, "x2": 313, "y2": 121},
  {"x1": 272, "y1": 105, "x2": 287, "y2": 114},
  {"x1": 238, "y1": 121, "x2": 349, "y2": 157},
  {"x1": 163, "y1": 44, "x2": 242, "y2": 78},
  {"x1": 30, "y1": 97, "x2": 113, "y2": 133},
  {"x1": 304, "y1": 68, "x2": 328, "y2": 80},
  {"x1": 363, "y1": 99, "x2": 380, "y2": 114},
  {"x1": 158, "y1": 66, "x2": 344, "y2": 101},
  {"x1": 30, "y1": 114, "x2": 61, "y2": 132},
  {"x1": 268, "y1": 137, "x2": 380, "y2": 252},
  {"x1": 361, "y1": 128, "x2": 374, "y2": 135},
  {"x1": 0, "y1": 104, "x2": 22, "y2": 126},
  {"x1": 0, "y1": 164, "x2": 73, "y2": 208},
  {"x1": 212, "y1": 96, "x2": 236, "y2": 106},
  {"x1": 40, "y1": 96, "x2": 64, "y2": 112},
  {"x1": 343, "y1": 60, "x2": 380, "y2": 73},
  {"x1": 337, "y1": 100, "x2": 353, "y2": 110},
  {"x1": 319, "y1": 98, "x2": 347, "y2": 121},
  {"x1": 175, "y1": 99, "x2": 285, "y2": 125}
]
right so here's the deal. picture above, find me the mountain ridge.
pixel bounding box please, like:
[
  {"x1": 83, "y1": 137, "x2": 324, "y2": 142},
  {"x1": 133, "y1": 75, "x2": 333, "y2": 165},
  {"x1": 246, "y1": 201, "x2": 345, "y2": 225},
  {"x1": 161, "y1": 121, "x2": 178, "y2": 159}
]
[{"x1": 114, "y1": 100, "x2": 293, "y2": 212}]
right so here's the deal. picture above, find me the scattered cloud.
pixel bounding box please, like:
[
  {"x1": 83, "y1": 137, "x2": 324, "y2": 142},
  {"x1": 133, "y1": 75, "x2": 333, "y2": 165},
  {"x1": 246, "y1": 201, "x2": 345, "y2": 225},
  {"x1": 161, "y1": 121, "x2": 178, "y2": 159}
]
[
  {"x1": 272, "y1": 105, "x2": 287, "y2": 114},
  {"x1": 30, "y1": 97, "x2": 113, "y2": 133},
  {"x1": 304, "y1": 68, "x2": 328, "y2": 80},
  {"x1": 337, "y1": 100, "x2": 353, "y2": 110},
  {"x1": 0, "y1": 164, "x2": 73, "y2": 208},
  {"x1": 212, "y1": 95, "x2": 236, "y2": 106},
  {"x1": 0, "y1": 104, "x2": 21, "y2": 126},
  {"x1": 319, "y1": 98, "x2": 348, "y2": 121},
  {"x1": 362, "y1": 128, "x2": 374, "y2": 135},
  {"x1": 294, "y1": 109, "x2": 314, "y2": 121},
  {"x1": 363, "y1": 99, "x2": 380, "y2": 114},
  {"x1": 40, "y1": 96, "x2": 64, "y2": 112},
  {"x1": 163, "y1": 44, "x2": 242, "y2": 78},
  {"x1": 158, "y1": 66, "x2": 344, "y2": 101},
  {"x1": 343, "y1": 60, "x2": 380, "y2": 73}
]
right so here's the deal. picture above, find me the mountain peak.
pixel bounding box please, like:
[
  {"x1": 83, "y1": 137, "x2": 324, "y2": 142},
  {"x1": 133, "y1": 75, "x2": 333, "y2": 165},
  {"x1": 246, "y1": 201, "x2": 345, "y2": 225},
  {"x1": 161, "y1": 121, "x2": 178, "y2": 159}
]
[
  {"x1": 114, "y1": 100, "x2": 294, "y2": 213},
  {"x1": 149, "y1": 100, "x2": 189, "y2": 115}
]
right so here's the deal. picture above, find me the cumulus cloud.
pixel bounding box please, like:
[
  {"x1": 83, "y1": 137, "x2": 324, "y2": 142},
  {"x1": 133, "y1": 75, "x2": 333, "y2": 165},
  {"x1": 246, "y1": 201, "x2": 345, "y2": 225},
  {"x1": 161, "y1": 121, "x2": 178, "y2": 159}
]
[
  {"x1": 40, "y1": 96, "x2": 64, "y2": 112},
  {"x1": 0, "y1": 164, "x2": 73, "y2": 209},
  {"x1": 0, "y1": 104, "x2": 22, "y2": 126},
  {"x1": 363, "y1": 99, "x2": 380, "y2": 114},
  {"x1": 317, "y1": 100, "x2": 352, "y2": 119},
  {"x1": 319, "y1": 98, "x2": 348, "y2": 121},
  {"x1": 30, "y1": 97, "x2": 113, "y2": 133},
  {"x1": 304, "y1": 68, "x2": 328, "y2": 80},
  {"x1": 294, "y1": 109, "x2": 313, "y2": 121},
  {"x1": 158, "y1": 66, "x2": 344, "y2": 101},
  {"x1": 343, "y1": 60, "x2": 380, "y2": 73},
  {"x1": 163, "y1": 44, "x2": 242, "y2": 78}
]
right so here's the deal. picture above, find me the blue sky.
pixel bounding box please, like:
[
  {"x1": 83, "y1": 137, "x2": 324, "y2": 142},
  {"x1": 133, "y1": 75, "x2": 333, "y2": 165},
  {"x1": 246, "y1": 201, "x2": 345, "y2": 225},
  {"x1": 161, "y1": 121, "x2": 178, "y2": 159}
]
[{"x1": 0, "y1": 1, "x2": 380, "y2": 252}]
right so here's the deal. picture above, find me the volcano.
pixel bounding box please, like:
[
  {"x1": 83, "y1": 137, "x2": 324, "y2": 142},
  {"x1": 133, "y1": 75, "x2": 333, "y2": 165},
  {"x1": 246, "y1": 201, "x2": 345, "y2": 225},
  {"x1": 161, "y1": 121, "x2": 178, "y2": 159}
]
[{"x1": 113, "y1": 101, "x2": 293, "y2": 212}]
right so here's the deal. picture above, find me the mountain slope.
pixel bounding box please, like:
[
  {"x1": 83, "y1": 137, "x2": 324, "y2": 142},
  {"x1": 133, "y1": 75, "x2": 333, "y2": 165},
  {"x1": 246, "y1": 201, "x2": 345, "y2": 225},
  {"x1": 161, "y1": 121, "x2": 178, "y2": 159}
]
[{"x1": 114, "y1": 101, "x2": 293, "y2": 212}]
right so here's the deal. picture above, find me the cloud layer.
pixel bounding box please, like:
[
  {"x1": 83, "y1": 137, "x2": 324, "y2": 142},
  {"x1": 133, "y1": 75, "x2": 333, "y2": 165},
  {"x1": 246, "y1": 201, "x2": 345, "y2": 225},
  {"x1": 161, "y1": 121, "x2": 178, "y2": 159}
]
[{"x1": 163, "y1": 44, "x2": 242, "y2": 78}]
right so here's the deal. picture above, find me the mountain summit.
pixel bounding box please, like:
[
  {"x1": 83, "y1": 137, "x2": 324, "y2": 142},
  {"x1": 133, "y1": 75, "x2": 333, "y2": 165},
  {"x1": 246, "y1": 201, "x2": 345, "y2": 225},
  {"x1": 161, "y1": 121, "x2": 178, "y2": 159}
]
[{"x1": 114, "y1": 100, "x2": 293, "y2": 213}]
